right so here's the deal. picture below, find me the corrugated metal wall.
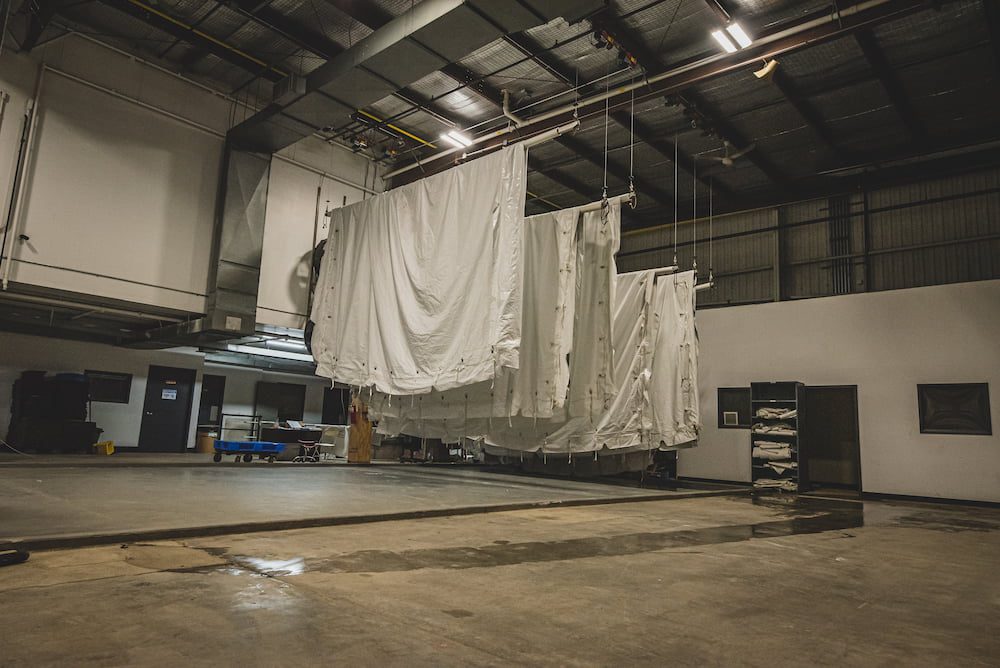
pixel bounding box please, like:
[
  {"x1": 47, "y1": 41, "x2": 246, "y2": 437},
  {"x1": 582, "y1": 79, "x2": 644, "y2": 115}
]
[{"x1": 617, "y1": 166, "x2": 1000, "y2": 307}]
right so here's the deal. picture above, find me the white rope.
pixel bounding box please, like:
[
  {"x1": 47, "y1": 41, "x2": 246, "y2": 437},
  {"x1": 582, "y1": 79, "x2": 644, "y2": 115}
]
[
  {"x1": 628, "y1": 76, "x2": 635, "y2": 195},
  {"x1": 673, "y1": 134, "x2": 678, "y2": 265},
  {"x1": 692, "y1": 159, "x2": 698, "y2": 273},
  {"x1": 709, "y1": 177, "x2": 714, "y2": 279},
  {"x1": 602, "y1": 62, "x2": 610, "y2": 198}
]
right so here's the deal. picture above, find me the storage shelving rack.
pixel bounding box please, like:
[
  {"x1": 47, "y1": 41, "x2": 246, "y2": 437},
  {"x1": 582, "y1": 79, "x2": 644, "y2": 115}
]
[{"x1": 750, "y1": 381, "x2": 805, "y2": 492}]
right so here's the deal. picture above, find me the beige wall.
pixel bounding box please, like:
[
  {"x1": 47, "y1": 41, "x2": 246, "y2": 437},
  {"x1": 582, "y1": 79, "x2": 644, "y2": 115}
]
[{"x1": 685, "y1": 279, "x2": 1000, "y2": 502}]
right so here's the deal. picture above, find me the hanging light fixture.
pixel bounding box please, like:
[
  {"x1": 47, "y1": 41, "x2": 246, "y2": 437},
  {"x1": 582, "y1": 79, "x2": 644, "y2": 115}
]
[
  {"x1": 711, "y1": 29, "x2": 737, "y2": 53},
  {"x1": 440, "y1": 130, "x2": 473, "y2": 148},
  {"x1": 725, "y1": 22, "x2": 753, "y2": 48},
  {"x1": 711, "y1": 21, "x2": 752, "y2": 53}
]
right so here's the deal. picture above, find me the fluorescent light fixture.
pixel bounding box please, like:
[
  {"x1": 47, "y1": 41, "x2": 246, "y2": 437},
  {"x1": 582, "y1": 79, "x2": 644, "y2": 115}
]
[
  {"x1": 711, "y1": 29, "x2": 737, "y2": 53},
  {"x1": 440, "y1": 130, "x2": 473, "y2": 148},
  {"x1": 725, "y1": 22, "x2": 753, "y2": 49},
  {"x1": 225, "y1": 344, "x2": 314, "y2": 362}
]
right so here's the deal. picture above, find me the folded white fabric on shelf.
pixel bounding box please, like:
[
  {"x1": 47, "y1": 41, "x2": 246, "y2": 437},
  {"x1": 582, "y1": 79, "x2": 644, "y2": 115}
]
[
  {"x1": 754, "y1": 478, "x2": 798, "y2": 491},
  {"x1": 311, "y1": 143, "x2": 528, "y2": 395},
  {"x1": 752, "y1": 422, "x2": 796, "y2": 436},
  {"x1": 756, "y1": 407, "x2": 796, "y2": 419},
  {"x1": 753, "y1": 443, "x2": 792, "y2": 460},
  {"x1": 764, "y1": 460, "x2": 797, "y2": 474}
]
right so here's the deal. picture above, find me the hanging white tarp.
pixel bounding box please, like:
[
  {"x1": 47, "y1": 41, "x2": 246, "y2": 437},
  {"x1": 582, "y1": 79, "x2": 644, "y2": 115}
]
[
  {"x1": 310, "y1": 144, "x2": 528, "y2": 395},
  {"x1": 367, "y1": 201, "x2": 619, "y2": 423},
  {"x1": 375, "y1": 269, "x2": 700, "y2": 454}
]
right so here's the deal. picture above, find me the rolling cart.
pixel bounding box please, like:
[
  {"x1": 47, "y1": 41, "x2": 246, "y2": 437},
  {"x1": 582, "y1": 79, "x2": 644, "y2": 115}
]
[{"x1": 212, "y1": 440, "x2": 285, "y2": 463}]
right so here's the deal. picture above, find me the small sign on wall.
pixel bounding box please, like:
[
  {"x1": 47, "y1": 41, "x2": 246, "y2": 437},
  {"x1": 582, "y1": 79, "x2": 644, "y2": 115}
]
[{"x1": 161, "y1": 389, "x2": 178, "y2": 401}]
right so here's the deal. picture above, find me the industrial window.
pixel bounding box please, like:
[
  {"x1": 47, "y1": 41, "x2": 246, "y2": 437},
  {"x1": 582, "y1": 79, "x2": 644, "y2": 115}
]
[
  {"x1": 85, "y1": 370, "x2": 133, "y2": 404},
  {"x1": 255, "y1": 382, "x2": 306, "y2": 423},
  {"x1": 917, "y1": 384, "x2": 992, "y2": 435},
  {"x1": 718, "y1": 387, "x2": 751, "y2": 429}
]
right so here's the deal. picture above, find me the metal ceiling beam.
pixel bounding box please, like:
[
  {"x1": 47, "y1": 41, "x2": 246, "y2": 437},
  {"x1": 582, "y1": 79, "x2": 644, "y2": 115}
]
[
  {"x1": 770, "y1": 68, "x2": 845, "y2": 156},
  {"x1": 505, "y1": 31, "x2": 720, "y2": 201},
  {"x1": 982, "y1": 0, "x2": 1000, "y2": 78},
  {"x1": 700, "y1": 0, "x2": 732, "y2": 23},
  {"x1": 193, "y1": 0, "x2": 456, "y2": 144},
  {"x1": 528, "y1": 155, "x2": 595, "y2": 205},
  {"x1": 854, "y1": 28, "x2": 927, "y2": 141},
  {"x1": 556, "y1": 133, "x2": 676, "y2": 205},
  {"x1": 592, "y1": 7, "x2": 789, "y2": 188},
  {"x1": 20, "y1": 0, "x2": 62, "y2": 52},
  {"x1": 389, "y1": 0, "x2": 945, "y2": 187},
  {"x1": 93, "y1": 0, "x2": 286, "y2": 81},
  {"x1": 322, "y1": 0, "x2": 669, "y2": 206}
]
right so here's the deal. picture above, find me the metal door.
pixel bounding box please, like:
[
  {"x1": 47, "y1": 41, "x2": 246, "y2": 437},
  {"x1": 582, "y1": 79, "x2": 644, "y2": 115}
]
[{"x1": 138, "y1": 365, "x2": 196, "y2": 452}]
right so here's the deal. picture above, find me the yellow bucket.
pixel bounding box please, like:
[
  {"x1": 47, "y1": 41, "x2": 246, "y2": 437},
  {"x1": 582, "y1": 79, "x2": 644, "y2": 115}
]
[{"x1": 94, "y1": 440, "x2": 115, "y2": 456}]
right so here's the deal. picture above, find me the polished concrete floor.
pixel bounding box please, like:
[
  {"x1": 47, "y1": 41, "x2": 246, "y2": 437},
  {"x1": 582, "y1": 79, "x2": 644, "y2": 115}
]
[
  {"x1": 2, "y1": 494, "x2": 998, "y2": 666},
  {"x1": 0, "y1": 459, "x2": 737, "y2": 548}
]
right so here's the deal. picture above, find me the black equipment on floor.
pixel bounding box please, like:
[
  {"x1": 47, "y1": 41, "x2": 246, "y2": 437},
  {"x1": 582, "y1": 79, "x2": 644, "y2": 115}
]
[{"x1": 6, "y1": 371, "x2": 102, "y2": 453}]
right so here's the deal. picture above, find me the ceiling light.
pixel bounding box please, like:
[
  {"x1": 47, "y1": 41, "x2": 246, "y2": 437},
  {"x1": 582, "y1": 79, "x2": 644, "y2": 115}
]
[
  {"x1": 725, "y1": 22, "x2": 753, "y2": 49},
  {"x1": 225, "y1": 344, "x2": 314, "y2": 362},
  {"x1": 711, "y1": 30, "x2": 737, "y2": 53},
  {"x1": 440, "y1": 130, "x2": 472, "y2": 148}
]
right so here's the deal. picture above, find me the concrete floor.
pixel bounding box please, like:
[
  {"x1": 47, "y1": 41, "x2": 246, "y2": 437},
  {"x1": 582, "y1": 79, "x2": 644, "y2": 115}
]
[
  {"x1": 0, "y1": 459, "x2": 737, "y2": 549},
  {"x1": 2, "y1": 494, "x2": 998, "y2": 666}
]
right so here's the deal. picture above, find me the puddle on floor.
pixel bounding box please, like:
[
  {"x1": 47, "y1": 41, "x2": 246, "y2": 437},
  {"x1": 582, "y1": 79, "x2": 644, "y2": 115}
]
[{"x1": 307, "y1": 508, "x2": 866, "y2": 574}]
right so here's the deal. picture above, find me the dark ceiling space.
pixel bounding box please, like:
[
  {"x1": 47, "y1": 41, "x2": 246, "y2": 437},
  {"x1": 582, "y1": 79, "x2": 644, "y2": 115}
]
[{"x1": 7, "y1": 0, "x2": 1000, "y2": 228}]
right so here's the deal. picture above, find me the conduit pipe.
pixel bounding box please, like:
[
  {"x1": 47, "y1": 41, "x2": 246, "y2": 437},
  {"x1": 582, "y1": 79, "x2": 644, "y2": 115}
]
[
  {"x1": 502, "y1": 89, "x2": 526, "y2": 128},
  {"x1": 0, "y1": 291, "x2": 187, "y2": 322},
  {"x1": 2, "y1": 66, "x2": 44, "y2": 291},
  {"x1": 578, "y1": 191, "x2": 635, "y2": 214},
  {"x1": 382, "y1": 0, "x2": 917, "y2": 182},
  {"x1": 459, "y1": 120, "x2": 580, "y2": 163}
]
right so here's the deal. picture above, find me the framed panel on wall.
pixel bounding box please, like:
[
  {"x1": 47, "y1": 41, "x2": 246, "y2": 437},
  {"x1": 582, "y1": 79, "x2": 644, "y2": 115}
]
[
  {"x1": 85, "y1": 370, "x2": 132, "y2": 404},
  {"x1": 917, "y1": 383, "x2": 992, "y2": 435},
  {"x1": 718, "y1": 387, "x2": 752, "y2": 428}
]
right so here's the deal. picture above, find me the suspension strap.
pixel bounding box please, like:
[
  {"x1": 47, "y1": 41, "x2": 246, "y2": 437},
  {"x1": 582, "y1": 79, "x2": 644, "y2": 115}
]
[
  {"x1": 692, "y1": 159, "x2": 698, "y2": 275},
  {"x1": 709, "y1": 177, "x2": 714, "y2": 282},
  {"x1": 673, "y1": 135, "x2": 678, "y2": 266},
  {"x1": 628, "y1": 76, "x2": 635, "y2": 207}
]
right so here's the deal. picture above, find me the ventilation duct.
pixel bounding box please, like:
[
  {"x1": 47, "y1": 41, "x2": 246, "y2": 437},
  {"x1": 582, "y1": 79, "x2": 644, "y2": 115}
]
[
  {"x1": 126, "y1": 146, "x2": 270, "y2": 348},
  {"x1": 228, "y1": 0, "x2": 605, "y2": 153}
]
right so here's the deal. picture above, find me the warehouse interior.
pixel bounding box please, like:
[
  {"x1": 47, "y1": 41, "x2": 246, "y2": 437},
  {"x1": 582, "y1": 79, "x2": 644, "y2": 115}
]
[{"x1": 1, "y1": 0, "x2": 999, "y2": 664}]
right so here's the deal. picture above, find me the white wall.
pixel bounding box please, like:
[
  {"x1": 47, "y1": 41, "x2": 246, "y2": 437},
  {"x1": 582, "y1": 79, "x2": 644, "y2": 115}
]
[
  {"x1": 0, "y1": 34, "x2": 376, "y2": 319},
  {"x1": 0, "y1": 331, "x2": 331, "y2": 448},
  {"x1": 204, "y1": 363, "x2": 328, "y2": 423},
  {"x1": 683, "y1": 279, "x2": 1000, "y2": 502},
  {"x1": 256, "y1": 157, "x2": 374, "y2": 329},
  {"x1": 0, "y1": 331, "x2": 204, "y2": 448}
]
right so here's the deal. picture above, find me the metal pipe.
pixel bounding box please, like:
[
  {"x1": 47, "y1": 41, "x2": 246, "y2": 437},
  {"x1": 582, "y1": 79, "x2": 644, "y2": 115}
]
[
  {"x1": 501, "y1": 89, "x2": 526, "y2": 128},
  {"x1": 695, "y1": 281, "x2": 715, "y2": 292},
  {"x1": 0, "y1": 291, "x2": 187, "y2": 322},
  {"x1": 460, "y1": 120, "x2": 580, "y2": 161},
  {"x1": 578, "y1": 191, "x2": 635, "y2": 213},
  {"x1": 383, "y1": 0, "x2": 911, "y2": 181},
  {"x1": 2, "y1": 66, "x2": 44, "y2": 291}
]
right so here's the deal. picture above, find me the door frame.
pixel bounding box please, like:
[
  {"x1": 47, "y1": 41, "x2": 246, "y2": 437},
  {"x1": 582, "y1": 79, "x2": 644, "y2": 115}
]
[
  {"x1": 138, "y1": 365, "x2": 197, "y2": 453},
  {"x1": 802, "y1": 384, "x2": 863, "y2": 494}
]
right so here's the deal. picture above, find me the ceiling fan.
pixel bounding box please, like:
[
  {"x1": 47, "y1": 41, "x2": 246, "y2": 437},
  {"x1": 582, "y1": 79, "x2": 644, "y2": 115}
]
[{"x1": 704, "y1": 140, "x2": 757, "y2": 167}]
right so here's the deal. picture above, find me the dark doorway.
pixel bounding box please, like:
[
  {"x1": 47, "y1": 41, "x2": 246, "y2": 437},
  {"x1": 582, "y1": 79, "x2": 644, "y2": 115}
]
[
  {"x1": 138, "y1": 366, "x2": 196, "y2": 452},
  {"x1": 198, "y1": 374, "x2": 226, "y2": 427},
  {"x1": 322, "y1": 387, "x2": 350, "y2": 424},
  {"x1": 801, "y1": 385, "x2": 862, "y2": 494},
  {"x1": 254, "y1": 382, "x2": 306, "y2": 422}
]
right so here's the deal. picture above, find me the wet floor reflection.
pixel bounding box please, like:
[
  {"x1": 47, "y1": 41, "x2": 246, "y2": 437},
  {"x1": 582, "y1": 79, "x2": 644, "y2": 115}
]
[{"x1": 308, "y1": 498, "x2": 866, "y2": 574}]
